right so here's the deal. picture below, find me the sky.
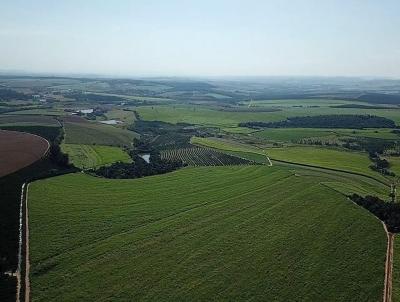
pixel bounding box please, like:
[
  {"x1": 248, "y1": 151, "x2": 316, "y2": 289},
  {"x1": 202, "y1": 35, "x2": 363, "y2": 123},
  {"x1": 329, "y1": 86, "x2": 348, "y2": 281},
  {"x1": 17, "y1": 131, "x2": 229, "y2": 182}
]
[{"x1": 1, "y1": 0, "x2": 400, "y2": 77}]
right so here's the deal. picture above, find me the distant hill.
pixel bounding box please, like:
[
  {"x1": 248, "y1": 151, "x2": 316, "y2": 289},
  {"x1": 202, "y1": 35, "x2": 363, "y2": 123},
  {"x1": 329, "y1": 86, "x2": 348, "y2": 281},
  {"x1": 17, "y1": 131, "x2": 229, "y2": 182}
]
[{"x1": 357, "y1": 93, "x2": 400, "y2": 105}]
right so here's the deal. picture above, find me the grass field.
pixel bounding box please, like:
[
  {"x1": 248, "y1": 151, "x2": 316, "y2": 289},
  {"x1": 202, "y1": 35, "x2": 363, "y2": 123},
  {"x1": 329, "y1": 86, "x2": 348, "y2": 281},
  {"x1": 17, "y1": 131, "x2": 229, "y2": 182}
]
[
  {"x1": 266, "y1": 146, "x2": 377, "y2": 177},
  {"x1": 29, "y1": 166, "x2": 386, "y2": 301},
  {"x1": 104, "y1": 109, "x2": 136, "y2": 125},
  {"x1": 192, "y1": 137, "x2": 389, "y2": 183},
  {"x1": 5, "y1": 108, "x2": 66, "y2": 116},
  {"x1": 253, "y1": 128, "x2": 400, "y2": 142},
  {"x1": 63, "y1": 121, "x2": 138, "y2": 146},
  {"x1": 61, "y1": 144, "x2": 132, "y2": 169},
  {"x1": 136, "y1": 102, "x2": 400, "y2": 127},
  {"x1": 136, "y1": 105, "x2": 288, "y2": 127},
  {"x1": 394, "y1": 236, "x2": 400, "y2": 302},
  {"x1": 254, "y1": 128, "x2": 335, "y2": 142}
]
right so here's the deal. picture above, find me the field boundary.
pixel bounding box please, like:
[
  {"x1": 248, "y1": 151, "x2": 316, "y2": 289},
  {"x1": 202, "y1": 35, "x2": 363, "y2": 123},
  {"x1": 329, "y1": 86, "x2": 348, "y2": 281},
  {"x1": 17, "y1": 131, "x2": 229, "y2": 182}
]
[
  {"x1": 15, "y1": 183, "x2": 30, "y2": 302},
  {"x1": 24, "y1": 184, "x2": 30, "y2": 302},
  {"x1": 15, "y1": 183, "x2": 25, "y2": 302},
  {"x1": 383, "y1": 222, "x2": 394, "y2": 302},
  {"x1": 193, "y1": 140, "x2": 389, "y2": 187},
  {"x1": 268, "y1": 158, "x2": 389, "y2": 187}
]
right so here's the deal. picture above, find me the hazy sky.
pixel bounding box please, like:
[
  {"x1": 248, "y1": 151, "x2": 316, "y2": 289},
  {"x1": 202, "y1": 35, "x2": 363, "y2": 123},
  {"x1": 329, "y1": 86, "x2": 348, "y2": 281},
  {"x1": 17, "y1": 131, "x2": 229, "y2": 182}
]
[{"x1": 1, "y1": 0, "x2": 400, "y2": 77}]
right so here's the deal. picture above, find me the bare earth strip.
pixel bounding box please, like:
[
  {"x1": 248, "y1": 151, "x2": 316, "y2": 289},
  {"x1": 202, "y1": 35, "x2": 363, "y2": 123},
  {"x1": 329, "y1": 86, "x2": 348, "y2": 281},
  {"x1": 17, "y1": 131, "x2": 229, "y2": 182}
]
[
  {"x1": 383, "y1": 222, "x2": 394, "y2": 302},
  {"x1": 15, "y1": 183, "x2": 25, "y2": 302},
  {"x1": 25, "y1": 184, "x2": 31, "y2": 302}
]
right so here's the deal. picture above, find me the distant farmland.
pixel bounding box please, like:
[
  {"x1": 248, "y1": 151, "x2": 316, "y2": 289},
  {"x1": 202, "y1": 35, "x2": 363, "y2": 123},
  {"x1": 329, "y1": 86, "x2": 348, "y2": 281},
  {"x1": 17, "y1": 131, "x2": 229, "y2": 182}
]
[
  {"x1": 29, "y1": 166, "x2": 386, "y2": 301},
  {"x1": 63, "y1": 121, "x2": 138, "y2": 147}
]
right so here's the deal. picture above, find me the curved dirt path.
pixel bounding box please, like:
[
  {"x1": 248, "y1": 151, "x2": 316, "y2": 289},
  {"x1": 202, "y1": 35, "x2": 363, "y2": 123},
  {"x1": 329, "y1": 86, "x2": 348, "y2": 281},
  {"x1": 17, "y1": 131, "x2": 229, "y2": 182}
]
[
  {"x1": 24, "y1": 184, "x2": 31, "y2": 302},
  {"x1": 383, "y1": 223, "x2": 394, "y2": 302}
]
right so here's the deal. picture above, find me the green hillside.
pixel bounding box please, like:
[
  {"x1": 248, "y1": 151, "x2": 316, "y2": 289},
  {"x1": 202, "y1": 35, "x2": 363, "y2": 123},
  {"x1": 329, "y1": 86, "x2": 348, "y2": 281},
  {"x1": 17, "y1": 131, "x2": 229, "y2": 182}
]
[
  {"x1": 63, "y1": 121, "x2": 138, "y2": 146},
  {"x1": 29, "y1": 166, "x2": 386, "y2": 301},
  {"x1": 61, "y1": 144, "x2": 132, "y2": 169}
]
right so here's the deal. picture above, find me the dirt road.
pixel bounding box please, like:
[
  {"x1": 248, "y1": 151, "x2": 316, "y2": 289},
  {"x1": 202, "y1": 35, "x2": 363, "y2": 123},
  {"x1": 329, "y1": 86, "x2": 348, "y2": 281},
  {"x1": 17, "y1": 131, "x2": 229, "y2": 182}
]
[{"x1": 383, "y1": 223, "x2": 394, "y2": 302}]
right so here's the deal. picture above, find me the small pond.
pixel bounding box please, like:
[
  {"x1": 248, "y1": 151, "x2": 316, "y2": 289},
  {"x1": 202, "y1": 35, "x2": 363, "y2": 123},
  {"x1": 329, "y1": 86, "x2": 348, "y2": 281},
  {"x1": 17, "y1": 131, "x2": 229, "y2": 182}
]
[{"x1": 140, "y1": 154, "x2": 150, "y2": 163}]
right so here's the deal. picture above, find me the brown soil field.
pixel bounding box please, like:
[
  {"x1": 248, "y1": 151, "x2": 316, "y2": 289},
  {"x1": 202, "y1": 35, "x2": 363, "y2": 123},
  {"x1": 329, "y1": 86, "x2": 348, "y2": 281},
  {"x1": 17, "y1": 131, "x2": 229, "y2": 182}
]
[{"x1": 0, "y1": 130, "x2": 49, "y2": 177}]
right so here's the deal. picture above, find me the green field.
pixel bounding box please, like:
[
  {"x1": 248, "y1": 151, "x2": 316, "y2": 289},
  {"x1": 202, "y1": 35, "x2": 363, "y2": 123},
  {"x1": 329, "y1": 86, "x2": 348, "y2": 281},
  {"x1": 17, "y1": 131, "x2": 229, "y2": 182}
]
[
  {"x1": 266, "y1": 146, "x2": 377, "y2": 177},
  {"x1": 192, "y1": 137, "x2": 389, "y2": 183},
  {"x1": 104, "y1": 109, "x2": 136, "y2": 125},
  {"x1": 61, "y1": 144, "x2": 132, "y2": 169},
  {"x1": 29, "y1": 166, "x2": 386, "y2": 301},
  {"x1": 63, "y1": 121, "x2": 138, "y2": 146},
  {"x1": 5, "y1": 108, "x2": 66, "y2": 116},
  {"x1": 136, "y1": 105, "x2": 288, "y2": 127},
  {"x1": 254, "y1": 128, "x2": 335, "y2": 142},
  {"x1": 136, "y1": 102, "x2": 400, "y2": 127},
  {"x1": 394, "y1": 236, "x2": 400, "y2": 302},
  {"x1": 253, "y1": 128, "x2": 400, "y2": 142}
]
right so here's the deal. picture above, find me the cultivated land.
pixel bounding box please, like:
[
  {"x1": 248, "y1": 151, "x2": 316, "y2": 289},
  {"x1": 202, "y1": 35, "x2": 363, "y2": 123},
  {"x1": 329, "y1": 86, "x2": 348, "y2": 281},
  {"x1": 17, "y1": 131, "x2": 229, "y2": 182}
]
[
  {"x1": 28, "y1": 166, "x2": 386, "y2": 301},
  {"x1": 0, "y1": 130, "x2": 49, "y2": 177},
  {"x1": 61, "y1": 144, "x2": 132, "y2": 169},
  {"x1": 253, "y1": 127, "x2": 400, "y2": 142},
  {"x1": 0, "y1": 115, "x2": 59, "y2": 127},
  {"x1": 192, "y1": 136, "x2": 389, "y2": 183},
  {"x1": 3, "y1": 76, "x2": 400, "y2": 301},
  {"x1": 136, "y1": 103, "x2": 400, "y2": 128},
  {"x1": 393, "y1": 236, "x2": 400, "y2": 302},
  {"x1": 63, "y1": 121, "x2": 138, "y2": 146},
  {"x1": 104, "y1": 109, "x2": 136, "y2": 125}
]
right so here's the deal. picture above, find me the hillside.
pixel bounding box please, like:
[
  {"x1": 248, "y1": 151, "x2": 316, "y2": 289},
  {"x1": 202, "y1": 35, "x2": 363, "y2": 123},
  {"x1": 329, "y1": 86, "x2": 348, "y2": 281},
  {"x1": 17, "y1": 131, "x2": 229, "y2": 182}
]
[{"x1": 28, "y1": 166, "x2": 386, "y2": 301}]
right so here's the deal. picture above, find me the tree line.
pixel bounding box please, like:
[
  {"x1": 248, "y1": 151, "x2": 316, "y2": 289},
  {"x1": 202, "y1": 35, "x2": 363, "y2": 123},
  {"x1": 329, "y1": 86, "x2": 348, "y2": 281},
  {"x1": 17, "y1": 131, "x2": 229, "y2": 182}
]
[
  {"x1": 94, "y1": 151, "x2": 184, "y2": 179},
  {"x1": 240, "y1": 115, "x2": 396, "y2": 129},
  {"x1": 349, "y1": 194, "x2": 400, "y2": 232}
]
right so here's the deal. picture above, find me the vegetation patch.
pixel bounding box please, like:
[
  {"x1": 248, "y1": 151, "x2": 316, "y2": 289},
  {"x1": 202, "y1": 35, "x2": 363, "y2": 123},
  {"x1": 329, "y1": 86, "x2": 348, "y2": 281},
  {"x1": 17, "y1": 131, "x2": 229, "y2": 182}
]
[
  {"x1": 63, "y1": 121, "x2": 138, "y2": 147},
  {"x1": 349, "y1": 194, "x2": 400, "y2": 232},
  {"x1": 94, "y1": 151, "x2": 183, "y2": 179},
  {"x1": 29, "y1": 166, "x2": 386, "y2": 301},
  {"x1": 160, "y1": 147, "x2": 256, "y2": 166},
  {"x1": 240, "y1": 114, "x2": 396, "y2": 129},
  {"x1": 61, "y1": 144, "x2": 132, "y2": 169}
]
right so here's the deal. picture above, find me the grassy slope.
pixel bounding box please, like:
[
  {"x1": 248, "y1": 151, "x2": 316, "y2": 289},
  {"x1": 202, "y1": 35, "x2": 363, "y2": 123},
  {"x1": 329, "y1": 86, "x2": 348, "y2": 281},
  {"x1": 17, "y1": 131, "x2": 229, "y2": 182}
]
[
  {"x1": 254, "y1": 128, "x2": 335, "y2": 141},
  {"x1": 394, "y1": 236, "x2": 400, "y2": 302},
  {"x1": 29, "y1": 166, "x2": 386, "y2": 301},
  {"x1": 61, "y1": 144, "x2": 132, "y2": 169},
  {"x1": 266, "y1": 146, "x2": 375, "y2": 176},
  {"x1": 64, "y1": 121, "x2": 138, "y2": 146},
  {"x1": 254, "y1": 128, "x2": 399, "y2": 142},
  {"x1": 104, "y1": 109, "x2": 136, "y2": 124},
  {"x1": 136, "y1": 103, "x2": 400, "y2": 127},
  {"x1": 384, "y1": 156, "x2": 400, "y2": 176},
  {"x1": 192, "y1": 137, "x2": 388, "y2": 183}
]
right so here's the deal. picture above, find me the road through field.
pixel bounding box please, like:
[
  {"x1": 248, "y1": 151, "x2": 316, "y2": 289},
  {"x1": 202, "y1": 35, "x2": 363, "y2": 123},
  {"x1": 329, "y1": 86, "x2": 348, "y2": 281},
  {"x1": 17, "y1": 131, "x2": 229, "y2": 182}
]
[
  {"x1": 15, "y1": 183, "x2": 31, "y2": 302},
  {"x1": 383, "y1": 222, "x2": 394, "y2": 302}
]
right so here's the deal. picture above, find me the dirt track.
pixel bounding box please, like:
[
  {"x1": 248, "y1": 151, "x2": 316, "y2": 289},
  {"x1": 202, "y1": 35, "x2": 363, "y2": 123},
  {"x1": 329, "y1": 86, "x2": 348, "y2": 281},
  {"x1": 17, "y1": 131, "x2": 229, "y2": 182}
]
[
  {"x1": 0, "y1": 130, "x2": 49, "y2": 177},
  {"x1": 25, "y1": 184, "x2": 30, "y2": 302},
  {"x1": 383, "y1": 223, "x2": 394, "y2": 302}
]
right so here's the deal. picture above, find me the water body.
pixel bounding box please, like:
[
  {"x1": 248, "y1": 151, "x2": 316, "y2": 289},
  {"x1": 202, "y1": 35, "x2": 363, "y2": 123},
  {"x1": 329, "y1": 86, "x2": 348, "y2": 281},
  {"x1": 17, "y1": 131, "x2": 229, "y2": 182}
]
[
  {"x1": 100, "y1": 119, "x2": 122, "y2": 125},
  {"x1": 78, "y1": 109, "x2": 93, "y2": 114},
  {"x1": 140, "y1": 154, "x2": 150, "y2": 163}
]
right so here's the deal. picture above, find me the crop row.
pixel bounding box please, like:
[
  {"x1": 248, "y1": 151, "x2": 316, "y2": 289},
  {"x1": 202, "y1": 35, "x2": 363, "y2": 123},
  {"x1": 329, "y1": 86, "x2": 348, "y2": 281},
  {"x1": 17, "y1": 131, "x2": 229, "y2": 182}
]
[{"x1": 160, "y1": 147, "x2": 256, "y2": 166}]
